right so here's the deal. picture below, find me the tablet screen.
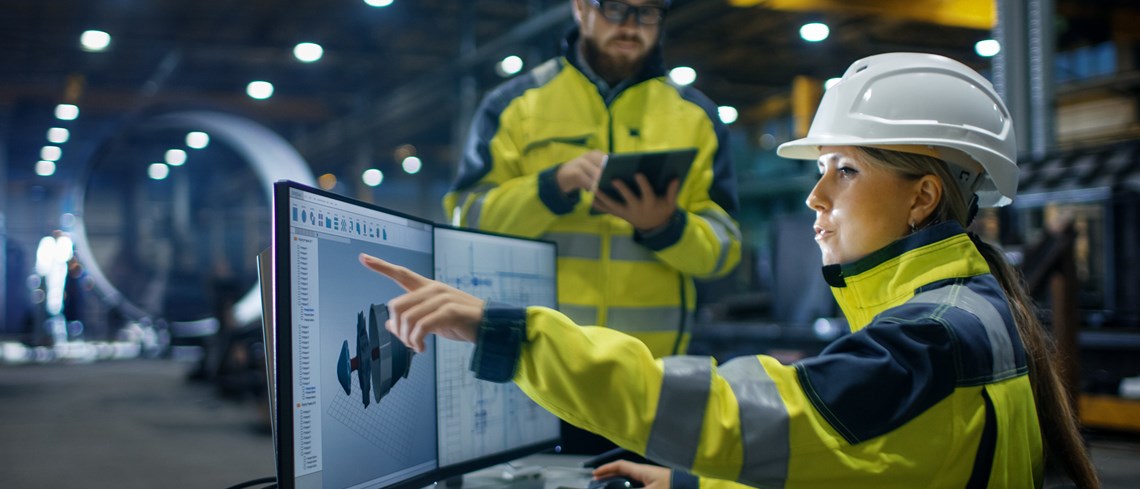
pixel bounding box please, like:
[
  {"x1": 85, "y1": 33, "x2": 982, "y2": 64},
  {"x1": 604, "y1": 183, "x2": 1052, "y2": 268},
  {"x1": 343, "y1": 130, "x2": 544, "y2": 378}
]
[{"x1": 595, "y1": 148, "x2": 697, "y2": 203}]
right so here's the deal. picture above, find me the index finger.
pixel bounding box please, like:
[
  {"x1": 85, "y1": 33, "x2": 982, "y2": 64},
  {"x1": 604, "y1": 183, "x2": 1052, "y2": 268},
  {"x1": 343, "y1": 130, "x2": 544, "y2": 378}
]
[{"x1": 359, "y1": 253, "x2": 430, "y2": 291}]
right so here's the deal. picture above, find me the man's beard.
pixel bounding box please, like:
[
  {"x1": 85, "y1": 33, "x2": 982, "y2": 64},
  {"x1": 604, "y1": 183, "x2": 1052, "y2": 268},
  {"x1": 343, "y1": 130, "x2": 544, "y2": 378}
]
[{"x1": 581, "y1": 34, "x2": 645, "y2": 85}]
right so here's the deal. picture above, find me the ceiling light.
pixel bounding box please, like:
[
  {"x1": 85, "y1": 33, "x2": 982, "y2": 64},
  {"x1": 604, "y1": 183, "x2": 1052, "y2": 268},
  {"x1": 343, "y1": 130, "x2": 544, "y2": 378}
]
[
  {"x1": 80, "y1": 30, "x2": 111, "y2": 52},
  {"x1": 717, "y1": 106, "x2": 738, "y2": 124},
  {"x1": 669, "y1": 66, "x2": 697, "y2": 86},
  {"x1": 247, "y1": 81, "x2": 274, "y2": 100},
  {"x1": 148, "y1": 163, "x2": 170, "y2": 180},
  {"x1": 35, "y1": 161, "x2": 57, "y2": 177},
  {"x1": 47, "y1": 127, "x2": 70, "y2": 144},
  {"x1": 975, "y1": 39, "x2": 1001, "y2": 57},
  {"x1": 402, "y1": 156, "x2": 422, "y2": 174},
  {"x1": 362, "y1": 168, "x2": 384, "y2": 187},
  {"x1": 799, "y1": 22, "x2": 830, "y2": 42},
  {"x1": 41, "y1": 146, "x2": 61, "y2": 161},
  {"x1": 364, "y1": 0, "x2": 394, "y2": 6},
  {"x1": 496, "y1": 55, "x2": 524, "y2": 77},
  {"x1": 186, "y1": 131, "x2": 210, "y2": 149},
  {"x1": 165, "y1": 149, "x2": 187, "y2": 166},
  {"x1": 55, "y1": 104, "x2": 79, "y2": 121},
  {"x1": 294, "y1": 42, "x2": 324, "y2": 63}
]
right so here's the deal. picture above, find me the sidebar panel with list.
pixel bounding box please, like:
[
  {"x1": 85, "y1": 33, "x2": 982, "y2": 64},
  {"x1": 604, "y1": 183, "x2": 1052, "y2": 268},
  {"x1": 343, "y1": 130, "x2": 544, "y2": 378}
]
[{"x1": 291, "y1": 229, "x2": 323, "y2": 476}]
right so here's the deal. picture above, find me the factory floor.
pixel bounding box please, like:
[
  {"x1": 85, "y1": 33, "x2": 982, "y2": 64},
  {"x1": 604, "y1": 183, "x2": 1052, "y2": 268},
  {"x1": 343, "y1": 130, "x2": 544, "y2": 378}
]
[{"x1": 0, "y1": 358, "x2": 1138, "y2": 488}]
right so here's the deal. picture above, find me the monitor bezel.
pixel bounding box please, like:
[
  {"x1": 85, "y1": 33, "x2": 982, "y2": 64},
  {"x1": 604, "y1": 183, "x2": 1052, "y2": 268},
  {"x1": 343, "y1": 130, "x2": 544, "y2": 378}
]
[
  {"x1": 272, "y1": 180, "x2": 440, "y2": 489},
  {"x1": 429, "y1": 224, "x2": 562, "y2": 478}
]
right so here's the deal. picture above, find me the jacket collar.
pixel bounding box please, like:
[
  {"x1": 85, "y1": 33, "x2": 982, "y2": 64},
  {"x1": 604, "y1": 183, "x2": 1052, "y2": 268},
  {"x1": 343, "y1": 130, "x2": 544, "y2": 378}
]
[
  {"x1": 561, "y1": 27, "x2": 667, "y2": 91},
  {"x1": 823, "y1": 221, "x2": 993, "y2": 332}
]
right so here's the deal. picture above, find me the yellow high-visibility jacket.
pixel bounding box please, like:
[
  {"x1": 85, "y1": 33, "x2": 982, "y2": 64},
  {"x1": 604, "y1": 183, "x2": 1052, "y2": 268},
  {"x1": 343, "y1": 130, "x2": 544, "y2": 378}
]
[
  {"x1": 444, "y1": 29, "x2": 741, "y2": 357},
  {"x1": 473, "y1": 221, "x2": 1043, "y2": 488}
]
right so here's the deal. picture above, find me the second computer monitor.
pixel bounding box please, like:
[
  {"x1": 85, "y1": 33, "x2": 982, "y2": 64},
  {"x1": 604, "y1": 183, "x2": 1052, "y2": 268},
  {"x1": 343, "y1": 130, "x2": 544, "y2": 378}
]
[{"x1": 432, "y1": 226, "x2": 561, "y2": 473}]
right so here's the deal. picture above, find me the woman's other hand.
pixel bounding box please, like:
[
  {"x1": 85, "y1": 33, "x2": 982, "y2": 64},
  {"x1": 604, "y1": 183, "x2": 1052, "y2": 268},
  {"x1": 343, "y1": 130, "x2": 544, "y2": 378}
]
[{"x1": 593, "y1": 460, "x2": 672, "y2": 489}]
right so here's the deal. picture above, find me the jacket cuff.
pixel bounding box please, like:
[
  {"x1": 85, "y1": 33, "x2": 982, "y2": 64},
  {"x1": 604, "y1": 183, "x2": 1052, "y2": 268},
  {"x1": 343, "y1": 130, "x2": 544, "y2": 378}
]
[
  {"x1": 670, "y1": 470, "x2": 700, "y2": 489},
  {"x1": 633, "y1": 210, "x2": 686, "y2": 251},
  {"x1": 538, "y1": 165, "x2": 579, "y2": 215},
  {"x1": 470, "y1": 304, "x2": 527, "y2": 383}
]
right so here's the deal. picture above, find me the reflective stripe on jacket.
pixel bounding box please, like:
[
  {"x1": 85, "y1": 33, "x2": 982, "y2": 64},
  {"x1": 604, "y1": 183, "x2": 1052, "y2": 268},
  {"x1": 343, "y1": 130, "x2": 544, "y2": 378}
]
[
  {"x1": 475, "y1": 221, "x2": 1043, "y2": 488},
  {"x1": 445, "y1": 29, "x2": 741, "y2": 357}
]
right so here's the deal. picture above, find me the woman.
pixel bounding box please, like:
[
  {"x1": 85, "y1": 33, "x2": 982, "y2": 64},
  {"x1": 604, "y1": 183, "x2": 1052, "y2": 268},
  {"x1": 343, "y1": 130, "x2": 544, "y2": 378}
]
[{"x1": 360, "y1": 53, "x2": 1099, "y2": 488}]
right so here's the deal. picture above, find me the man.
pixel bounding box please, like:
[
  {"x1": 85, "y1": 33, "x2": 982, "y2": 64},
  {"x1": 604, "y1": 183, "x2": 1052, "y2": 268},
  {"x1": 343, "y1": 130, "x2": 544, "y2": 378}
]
[{"x1": 444, "y1": 0, "x2": 741, "y2": 452}]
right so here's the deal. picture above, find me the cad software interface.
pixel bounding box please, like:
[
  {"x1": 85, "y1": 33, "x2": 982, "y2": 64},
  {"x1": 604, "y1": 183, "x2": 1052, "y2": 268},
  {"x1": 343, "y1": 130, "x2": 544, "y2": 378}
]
[
  {"x1": 433, "y1": 227, "x2": 561, "y2": 468},
  {"x1": 286, "y1": 187, "x2": 437, "y2": 489}
]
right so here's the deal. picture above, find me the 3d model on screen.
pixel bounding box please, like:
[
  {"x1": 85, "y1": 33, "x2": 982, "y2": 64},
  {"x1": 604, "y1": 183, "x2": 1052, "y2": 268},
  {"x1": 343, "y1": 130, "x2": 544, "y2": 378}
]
[{"x1": 336, "y1": 303, "x2": 414, "y2": 407}]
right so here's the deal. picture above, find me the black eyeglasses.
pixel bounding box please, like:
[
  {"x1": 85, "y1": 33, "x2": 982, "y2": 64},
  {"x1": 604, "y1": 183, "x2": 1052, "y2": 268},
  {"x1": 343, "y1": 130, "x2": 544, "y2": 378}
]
[{"x1": 589, "y1": 0, "x2": 666, "y2": 26}]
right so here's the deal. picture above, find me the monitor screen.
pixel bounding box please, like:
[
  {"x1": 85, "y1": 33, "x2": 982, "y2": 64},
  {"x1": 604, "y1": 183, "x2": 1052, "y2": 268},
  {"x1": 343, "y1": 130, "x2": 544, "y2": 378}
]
[
  {"x1": 274, "y1": 181, "x2": 438, "y2": 489},
  {"x1": 432, "y1": 226, "x2": 561, "y2": 473}
]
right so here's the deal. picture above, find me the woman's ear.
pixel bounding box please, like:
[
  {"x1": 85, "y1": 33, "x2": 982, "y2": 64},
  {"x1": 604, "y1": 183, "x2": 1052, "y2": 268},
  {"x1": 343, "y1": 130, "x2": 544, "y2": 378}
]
[{"x1": 910, "y1": 174, "x2": 943, "y2": 226}]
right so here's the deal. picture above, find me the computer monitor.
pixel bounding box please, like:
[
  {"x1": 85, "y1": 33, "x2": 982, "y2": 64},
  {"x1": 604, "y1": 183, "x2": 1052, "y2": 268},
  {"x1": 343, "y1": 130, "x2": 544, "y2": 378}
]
[
  {"x1": 431, "y1": 226, "x2": 561, "y2": 476},
  {"x1": 273, "y1": 181, "x2": 438, "y2": 489}
]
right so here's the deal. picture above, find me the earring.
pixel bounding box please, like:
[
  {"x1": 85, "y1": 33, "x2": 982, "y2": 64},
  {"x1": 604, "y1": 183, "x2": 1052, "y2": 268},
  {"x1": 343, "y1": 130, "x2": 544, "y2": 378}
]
[{"x1": 909, "y1": 221, "x2": 917, "y2": 234}]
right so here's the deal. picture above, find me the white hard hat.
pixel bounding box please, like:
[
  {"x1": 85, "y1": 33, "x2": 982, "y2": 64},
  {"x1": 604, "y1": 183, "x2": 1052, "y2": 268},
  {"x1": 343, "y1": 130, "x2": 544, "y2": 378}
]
[{"x1": 777, "y1": 52, "x2": 1018, "y2": 207}]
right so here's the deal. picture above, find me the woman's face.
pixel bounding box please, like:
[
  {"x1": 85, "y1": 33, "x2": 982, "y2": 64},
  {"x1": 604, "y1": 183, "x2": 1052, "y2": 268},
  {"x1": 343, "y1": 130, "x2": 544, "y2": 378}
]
[{"x1": 805, "y1": 146, "x2": 921, "y2": 265}]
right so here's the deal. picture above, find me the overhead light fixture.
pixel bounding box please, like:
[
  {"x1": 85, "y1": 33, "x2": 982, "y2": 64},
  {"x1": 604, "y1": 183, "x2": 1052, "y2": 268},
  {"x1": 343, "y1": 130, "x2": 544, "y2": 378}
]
[
  {"x1": 362, "y1": 168, "x2": 384, "y2": 187},
  {"x1": 35, "y1": 160, "x2": 57, "y2": 177},
  {"x1": 402, "y1": 156, "x2": 422, "y2": 174},
  {"x1": 148, "y1": 163, "x2": 170, "y2": 180},
  {"x1": 55, "y1": 104, "x2": 79, "y2": 121},
  {"x1": 165, "y1": 149, "x2": 187, "y2": 166},
  {"x1": 47, "y1": 127, "x2": 70, "y2": 144},
  {"x1": 975, "y1": 39, "x2": 1001, "y2": 57},
  {"x1": 80, "y1": 30, "x2": 111, "y2": 52},
  {"x1": 799, "y1": 22, "x2": 830, "y2": 42},
  {"x1": 294, "y1": 42, "x2": 324, "y2": 63},
  {"x1": 669, "y1": 66, "x2": 697, "y2": 86},
  {"x1": 41, "y1": 146, "x2": 62, "y2": 161},
  {"x1": 247, "y1": 81, "x2": 274, "y2": 100},
  {"x1": 186, "y1": 131, "x2": 210, "y2": 149},
  {"x1": 496, "y1": 55, "x2": 524, "y2": 77},
  {"x1": 364, "y1": 0, "x2": 394, "y2": 7},
  {"x1": 717, "y1": 106, "x2": 738, "y2": 124}
]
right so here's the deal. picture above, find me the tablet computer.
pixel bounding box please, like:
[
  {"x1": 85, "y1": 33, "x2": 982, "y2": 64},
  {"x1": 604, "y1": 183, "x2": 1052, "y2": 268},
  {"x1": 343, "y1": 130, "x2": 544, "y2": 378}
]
[{"x1": 594, "y1": 148, "x2": 697, "y2": 204}]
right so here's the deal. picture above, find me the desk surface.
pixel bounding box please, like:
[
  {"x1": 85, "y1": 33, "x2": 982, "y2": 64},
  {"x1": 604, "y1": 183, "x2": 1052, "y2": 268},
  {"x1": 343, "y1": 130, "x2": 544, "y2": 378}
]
[{"x1": 457, "y1": 454, "x2": 594, "y2": 489}]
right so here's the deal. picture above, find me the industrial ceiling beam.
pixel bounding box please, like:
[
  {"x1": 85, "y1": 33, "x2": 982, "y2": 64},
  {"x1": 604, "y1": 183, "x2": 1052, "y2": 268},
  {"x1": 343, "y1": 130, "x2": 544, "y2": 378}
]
[{"x1": 291, "y1": 2, "x2": 573, "y2": 161}]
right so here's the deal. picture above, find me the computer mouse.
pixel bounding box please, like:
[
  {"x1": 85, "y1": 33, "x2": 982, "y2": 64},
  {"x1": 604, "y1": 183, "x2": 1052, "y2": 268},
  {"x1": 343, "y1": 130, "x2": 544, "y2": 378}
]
[{"x1": 587, "y1": 476, "x2": 643, "y2": 489}]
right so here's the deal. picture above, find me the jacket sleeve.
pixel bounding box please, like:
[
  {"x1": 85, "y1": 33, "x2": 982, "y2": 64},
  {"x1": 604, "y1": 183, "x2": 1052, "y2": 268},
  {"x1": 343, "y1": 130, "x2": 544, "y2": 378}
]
[
  {"x1": 634, "y1": 95, "x2": 741, "y2": 279},
  {"x1": 470, "y1": 306, "x2": 963, "y2": 489},
  {"x1": 442, "y1": 87, "x2": 580, "y2": 238},
  {"x1": 672, "y1": 471, "x2": 757, "y2": 489},
  {"x1": 473, "y1": 306, "x2": 794, "y2": 487}
]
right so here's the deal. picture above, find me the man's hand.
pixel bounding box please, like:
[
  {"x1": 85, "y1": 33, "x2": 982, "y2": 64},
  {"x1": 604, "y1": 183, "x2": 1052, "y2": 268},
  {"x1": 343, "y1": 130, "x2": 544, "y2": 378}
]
[
  {"x1": 592, "y1": 173, "x2": 680, "y2": 232},
  {"x1": 556, "y1": 150, "x2": 607, "y2": 195},
  {"x1": 593, "y1": 460, "x2": 672, "y2": 489},
  {"x1": 358, "y1": 253, "x2": 485, "y2": 352}
]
